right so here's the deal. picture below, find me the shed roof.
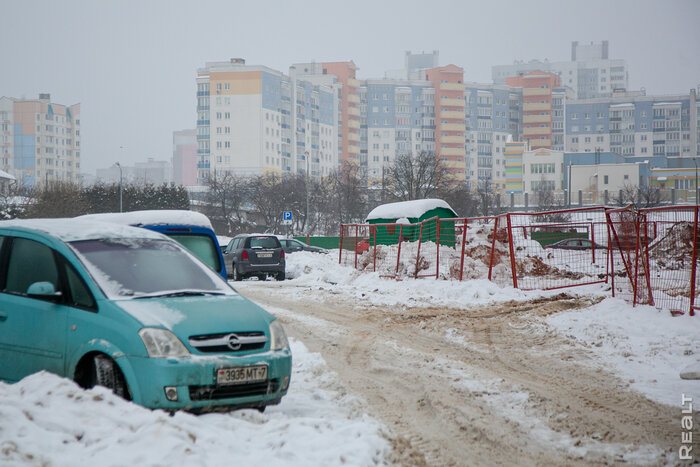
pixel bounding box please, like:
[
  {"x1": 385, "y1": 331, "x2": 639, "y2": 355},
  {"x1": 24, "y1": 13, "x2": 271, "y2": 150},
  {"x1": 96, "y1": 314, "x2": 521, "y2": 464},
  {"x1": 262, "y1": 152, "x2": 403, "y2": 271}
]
[{"x1": 365, "y1": 199, "x2": 456, "y2": 221}]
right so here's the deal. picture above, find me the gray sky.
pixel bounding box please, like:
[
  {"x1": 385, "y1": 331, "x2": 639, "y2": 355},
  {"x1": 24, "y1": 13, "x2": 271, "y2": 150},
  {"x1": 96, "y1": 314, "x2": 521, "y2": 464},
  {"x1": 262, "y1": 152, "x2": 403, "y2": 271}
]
[{"x1": 2, "y1": 0, "x2": 699, "y2": 174}]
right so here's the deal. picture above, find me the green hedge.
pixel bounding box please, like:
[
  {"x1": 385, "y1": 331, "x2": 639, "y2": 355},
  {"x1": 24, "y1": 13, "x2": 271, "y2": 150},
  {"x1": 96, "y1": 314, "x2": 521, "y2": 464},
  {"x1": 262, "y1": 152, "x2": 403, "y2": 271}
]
[{"x1": 293, "y1": 236, "x2": 340, "y2": 249}]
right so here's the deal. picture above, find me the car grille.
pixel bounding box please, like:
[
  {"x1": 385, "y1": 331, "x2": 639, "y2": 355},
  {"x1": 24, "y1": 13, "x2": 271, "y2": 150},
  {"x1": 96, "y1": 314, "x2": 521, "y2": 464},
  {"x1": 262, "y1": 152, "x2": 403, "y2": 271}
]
[
  {"x1": 189, "y1": 379, "x2": 280, "y2": 401},
  {"x1": 188, "y1": 331, "x2": 267, "y2": 353}
]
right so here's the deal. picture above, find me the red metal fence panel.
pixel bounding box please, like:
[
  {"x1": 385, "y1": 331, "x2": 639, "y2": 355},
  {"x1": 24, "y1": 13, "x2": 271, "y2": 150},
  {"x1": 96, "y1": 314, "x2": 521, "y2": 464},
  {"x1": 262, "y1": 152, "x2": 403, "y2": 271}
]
[{"x1": 504, "y1": 207, "x2": 610, "y2": 290}]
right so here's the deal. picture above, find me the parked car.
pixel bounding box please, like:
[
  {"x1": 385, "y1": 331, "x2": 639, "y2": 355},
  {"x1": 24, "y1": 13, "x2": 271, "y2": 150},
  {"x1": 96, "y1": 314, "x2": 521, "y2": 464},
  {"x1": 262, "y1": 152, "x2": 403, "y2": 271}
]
[
  {"x1": 278, "y1": 237, "x2": 328, "y2": 254},
  {"x1": 223, "y1": 234, "x2": 286, "y2": 281},
  {"x1": 77, "y1": 210, "x2": 227, "y2": 280},
  {"x1": 545, "y1": 238, "x2": 605, "y2": 250},
  {"x1": 0, "y1": 218, "x2": 292, "y2": 412}
]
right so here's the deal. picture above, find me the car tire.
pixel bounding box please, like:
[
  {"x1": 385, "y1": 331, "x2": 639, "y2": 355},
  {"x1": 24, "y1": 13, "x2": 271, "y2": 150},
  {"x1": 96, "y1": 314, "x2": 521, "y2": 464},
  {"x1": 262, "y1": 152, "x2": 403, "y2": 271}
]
[
  {"x1": 276, "y1": 271, "x2": 285, "y2": 281},
  {"x1": 93, "y1": 354, "x2": 129, "y2": 400},
  {"x1": 232, "y1": 263, "x2": 242, "y2": 281}
]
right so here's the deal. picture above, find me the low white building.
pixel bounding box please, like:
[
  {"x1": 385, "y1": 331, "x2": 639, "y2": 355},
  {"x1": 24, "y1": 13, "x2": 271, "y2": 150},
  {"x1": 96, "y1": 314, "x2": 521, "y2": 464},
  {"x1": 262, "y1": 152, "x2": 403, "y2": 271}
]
[
  {"x1": 570, "y1": 162, "x2": 647, "y2": 204},
  {"x1": 521, "y1": 148, "x2": 565, "y2": 195}
]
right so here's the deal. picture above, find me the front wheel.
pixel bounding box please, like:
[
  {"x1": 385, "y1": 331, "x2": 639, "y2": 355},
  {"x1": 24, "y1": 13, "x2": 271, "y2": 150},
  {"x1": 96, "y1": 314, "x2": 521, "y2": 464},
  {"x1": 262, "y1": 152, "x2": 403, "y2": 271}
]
[{"x1": 93, "y1": 354, "x2": 130, "y2": 399}]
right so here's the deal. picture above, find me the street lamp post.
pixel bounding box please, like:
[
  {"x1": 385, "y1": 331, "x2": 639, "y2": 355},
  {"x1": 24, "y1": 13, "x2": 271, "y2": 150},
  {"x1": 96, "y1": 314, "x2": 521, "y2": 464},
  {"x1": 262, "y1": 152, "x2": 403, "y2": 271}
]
[
  {"x1": 115, "y1": 162, "x2": 123, "y2": 212},
  {"x1": 304, "y1": 151, "x2": 310, "y2": 234}
]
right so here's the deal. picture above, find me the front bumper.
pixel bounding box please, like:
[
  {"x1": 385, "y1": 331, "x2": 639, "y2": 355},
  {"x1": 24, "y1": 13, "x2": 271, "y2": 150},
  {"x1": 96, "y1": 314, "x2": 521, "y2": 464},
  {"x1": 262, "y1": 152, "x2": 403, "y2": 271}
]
[{"x1": 119, "y1": 349, "x2": 292, "y2": 411}]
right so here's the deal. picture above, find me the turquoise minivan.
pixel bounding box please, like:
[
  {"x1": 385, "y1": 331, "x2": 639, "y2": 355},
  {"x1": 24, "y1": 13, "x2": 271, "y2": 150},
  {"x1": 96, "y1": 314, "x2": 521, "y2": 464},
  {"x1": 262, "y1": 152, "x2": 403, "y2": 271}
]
[{"x1": 0, "y1": 218, "x2": 291, "y2": 412}]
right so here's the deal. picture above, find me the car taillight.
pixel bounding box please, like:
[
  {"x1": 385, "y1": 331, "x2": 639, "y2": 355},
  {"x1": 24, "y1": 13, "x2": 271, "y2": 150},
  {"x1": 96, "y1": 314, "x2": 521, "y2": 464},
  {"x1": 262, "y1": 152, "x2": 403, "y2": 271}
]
[
  {"x1": 242, "y1": 250, "x2": 249, "y2": 260},
  {"x1": 280, "y1": 250, "x2": 285, "y2": 259}
]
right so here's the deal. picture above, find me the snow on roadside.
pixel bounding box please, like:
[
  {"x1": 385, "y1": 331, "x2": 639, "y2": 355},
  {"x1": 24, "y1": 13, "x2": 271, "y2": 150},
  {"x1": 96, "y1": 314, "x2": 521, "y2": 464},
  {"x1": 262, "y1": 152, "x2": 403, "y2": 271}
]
[
  {"x1": 281, "y1": 250, "x2": 589, "y2": 310},
  {"x1": 0, "y1": 340, "x2": 390, "y2": 467},
  {"x1": 546, "y1": 298, "x2": 700, "y2": 407}
]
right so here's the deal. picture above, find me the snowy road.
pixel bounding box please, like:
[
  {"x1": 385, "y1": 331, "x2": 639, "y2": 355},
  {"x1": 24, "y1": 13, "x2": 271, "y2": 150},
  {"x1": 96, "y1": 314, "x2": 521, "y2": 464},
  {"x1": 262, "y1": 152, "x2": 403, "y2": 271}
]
[{"x1": 238, "y1": 278, "x2": 687, "y2": 466}]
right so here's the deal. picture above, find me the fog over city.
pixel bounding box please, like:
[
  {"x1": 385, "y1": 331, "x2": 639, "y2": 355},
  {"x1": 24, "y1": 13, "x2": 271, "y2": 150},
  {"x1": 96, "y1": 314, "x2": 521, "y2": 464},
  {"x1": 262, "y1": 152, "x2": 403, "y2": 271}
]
[{"x1": 1, "y1": 0, "x2": 698, "y2": 172}]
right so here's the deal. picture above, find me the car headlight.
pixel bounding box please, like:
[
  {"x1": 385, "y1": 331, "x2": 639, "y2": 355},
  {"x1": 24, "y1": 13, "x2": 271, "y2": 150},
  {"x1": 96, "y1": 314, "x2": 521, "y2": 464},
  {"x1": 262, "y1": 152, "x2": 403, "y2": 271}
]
[
  {"x1": 138, "y1": 328, "x2": 190, "y2": 358},
  {"x1": 269, "y1": 320, "x2": 289, "y2": 351}
]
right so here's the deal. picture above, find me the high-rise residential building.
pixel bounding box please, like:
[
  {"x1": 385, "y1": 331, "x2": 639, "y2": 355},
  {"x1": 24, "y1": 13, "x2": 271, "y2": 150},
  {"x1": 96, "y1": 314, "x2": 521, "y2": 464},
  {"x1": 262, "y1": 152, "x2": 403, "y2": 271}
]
[
  {"x1": 196, "y1": 59, "x2": 339, "y2": 183},
  {"x1": 295, "y1": 61, "x2": 360, "y2": 166},
  {"x1": 506, "y1": 71, "x2": 561, "y2": 151},
  {"x1": 565, "y1": 88, "x2": 699, "y2": 161},
  {"x1": 0, "y1": 94, "x2": 81, "y2": 188},
  {"x1": 172, "y1": 129, "x2": 197, "y2": 186},
  {"x1": 493, "y1": 41, "x2": 628, "y2": 100},
  {"x1": 362, "y1": 79, "x2": 436, "y2": 183},
  {"x1": 425, "y1": 65, "x2": 467, "y2": 178},
  {"x1": 464, "y1": 84, "x2": 523, "y2": 191},
  {"x1": 385, "y1": 51, "x2": 440, "y2": 81}
]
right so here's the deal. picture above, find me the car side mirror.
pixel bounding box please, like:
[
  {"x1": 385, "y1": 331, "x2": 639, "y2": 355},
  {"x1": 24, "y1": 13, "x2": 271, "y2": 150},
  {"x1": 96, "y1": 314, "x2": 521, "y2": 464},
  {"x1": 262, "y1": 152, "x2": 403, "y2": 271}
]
[{"x1": 27, "y1": 281, "x2": 62, "y2": 300}]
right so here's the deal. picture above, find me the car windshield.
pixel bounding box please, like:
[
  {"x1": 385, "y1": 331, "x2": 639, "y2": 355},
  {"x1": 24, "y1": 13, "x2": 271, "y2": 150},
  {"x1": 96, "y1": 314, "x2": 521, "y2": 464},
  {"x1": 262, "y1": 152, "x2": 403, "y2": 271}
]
[
  {"x1": 70, "y1": 238, "x2": 233, "y2": 299},
  {"x1": 248, "y1": 236, "x2": 279, "y2": 249},
  {"x1": 166, "y1": 233, "x2": 221, "y2": 272}
]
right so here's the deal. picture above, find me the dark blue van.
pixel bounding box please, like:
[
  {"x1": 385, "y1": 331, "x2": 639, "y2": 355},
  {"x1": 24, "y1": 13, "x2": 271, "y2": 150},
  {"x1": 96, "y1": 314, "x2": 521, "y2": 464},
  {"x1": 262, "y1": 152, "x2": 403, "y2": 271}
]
[{"x1": 77, "y1": 210, "x2": 227, "y2": 280}]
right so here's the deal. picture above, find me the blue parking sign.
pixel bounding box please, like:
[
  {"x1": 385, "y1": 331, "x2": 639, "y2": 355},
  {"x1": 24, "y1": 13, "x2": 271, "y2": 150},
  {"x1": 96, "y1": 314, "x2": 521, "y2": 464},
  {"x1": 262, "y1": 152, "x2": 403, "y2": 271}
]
[{"x1": 283, "y1": 211, "x2": 293, "y2": 221}]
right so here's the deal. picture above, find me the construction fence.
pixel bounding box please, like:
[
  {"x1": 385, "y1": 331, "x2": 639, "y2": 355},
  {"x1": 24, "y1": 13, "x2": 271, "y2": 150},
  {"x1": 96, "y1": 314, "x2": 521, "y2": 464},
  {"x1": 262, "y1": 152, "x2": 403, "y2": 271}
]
[{"x1": 339, "y1": 205, "x2": 699, "y2": 316}]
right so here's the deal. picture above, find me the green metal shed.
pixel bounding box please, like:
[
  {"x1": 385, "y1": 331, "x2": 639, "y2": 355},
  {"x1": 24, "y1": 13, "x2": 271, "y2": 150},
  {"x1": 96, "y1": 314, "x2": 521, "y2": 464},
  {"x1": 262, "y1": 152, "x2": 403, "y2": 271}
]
[{"x1": 364, "y1": 199, "x2": 458, "y2": 246}]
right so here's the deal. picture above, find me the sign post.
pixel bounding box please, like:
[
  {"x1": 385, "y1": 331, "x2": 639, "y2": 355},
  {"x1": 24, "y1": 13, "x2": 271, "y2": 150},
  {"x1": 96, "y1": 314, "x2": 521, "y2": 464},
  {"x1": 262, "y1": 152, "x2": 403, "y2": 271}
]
[{"x1": 282, "y1": 211, "x2": 293, "y2": 236}]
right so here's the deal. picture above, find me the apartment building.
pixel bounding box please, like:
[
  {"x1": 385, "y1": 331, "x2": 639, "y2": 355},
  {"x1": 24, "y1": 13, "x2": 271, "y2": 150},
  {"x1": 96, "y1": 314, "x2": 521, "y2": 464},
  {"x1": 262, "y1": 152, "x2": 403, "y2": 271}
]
[
  {"x1": 0, "y1": 94, "x2": 81, "y2": 188},
  {"x1": 196, "y1": 59, "x2": 339, "y2": 184},
  {"x1": 425, "y1": 65, "x2": 467, "y2": 178},
  {"x1": 362, "y1": 79, "x2": 435, "y2": 183},
  {"x1": 565, "y1": 88, "x2": 699, "y2": 160},
  {"x1": 493, "y1": 41, "x2": 628, "y2": 100},
  {"x1": 172, "y1": 129, "x2": 197, "y2": 186},
  {"x1": 464, "y1": 84, "x2": 523, "y2": 191},
  {"x1": 506, "y1": 71, "x2": 561, "y2": 151}
]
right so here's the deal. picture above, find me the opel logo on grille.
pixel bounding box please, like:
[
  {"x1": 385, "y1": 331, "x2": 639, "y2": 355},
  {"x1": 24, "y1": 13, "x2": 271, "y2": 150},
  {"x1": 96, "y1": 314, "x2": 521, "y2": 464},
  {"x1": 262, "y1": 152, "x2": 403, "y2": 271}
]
[{"x1": 226, "y1": 334, "x2": 242, "y2": 350}]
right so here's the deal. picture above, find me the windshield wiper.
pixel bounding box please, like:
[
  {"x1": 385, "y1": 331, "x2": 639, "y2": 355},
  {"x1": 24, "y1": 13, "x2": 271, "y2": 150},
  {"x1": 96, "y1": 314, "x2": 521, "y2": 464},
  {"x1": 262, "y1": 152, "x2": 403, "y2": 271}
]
[{"x1": 132, "y1": 290, "x2": 225, "y2": 299}]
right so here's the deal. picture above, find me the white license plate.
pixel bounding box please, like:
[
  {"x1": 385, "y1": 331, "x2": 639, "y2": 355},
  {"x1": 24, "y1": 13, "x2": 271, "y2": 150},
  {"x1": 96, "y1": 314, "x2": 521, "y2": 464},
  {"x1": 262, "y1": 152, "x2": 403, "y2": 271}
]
[
  {"x1": 257, "y1": 252, "x2": 272, "y2": 258},
  {"x1": 216, "y1": 365, "x2": 268, "y2": 385}
]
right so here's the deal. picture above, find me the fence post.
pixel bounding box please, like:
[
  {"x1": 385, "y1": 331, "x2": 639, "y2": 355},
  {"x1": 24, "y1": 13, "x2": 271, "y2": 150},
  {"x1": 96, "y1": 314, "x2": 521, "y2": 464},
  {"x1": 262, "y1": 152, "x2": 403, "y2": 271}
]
[
  {"x1": 372, "y1": 226, "x2": 377, "y2": 272},
  {"x1": 690, "y1": 207, "x2": 699, "y2": 316},
  {"x1": 338, "y1": 225, "x2": 344, "y2": 265},
  {"x1": 524, "y1": 193, "x2": 529, "y2": 209},
  {"x1": 435, "y1": 219, "x2": 440, "y2": 279},
  {"x1": 578, "y1": 190, "x2": 583, "y2": 206},
  {"x1": 604, "y1": 190, "x2": 609, "y2": 205},
  {"x1": 510, "y1": 192, "x2": 515, "y2": 208},
  {"x1": 506, "y1": 213, "x2": 518, "y2": 289},
  {"x1": 672, "y1": 188, "x2": 676, "y2": 205},
  {"x1": 395, "y1": 224, "x2": 404, "y2": 277},
  {"x1": 354, "y1": 225, "x2": 359, "y2": 270},
  {"x1": 459, "y1": 219, "x2": 468, "y2": 281}
]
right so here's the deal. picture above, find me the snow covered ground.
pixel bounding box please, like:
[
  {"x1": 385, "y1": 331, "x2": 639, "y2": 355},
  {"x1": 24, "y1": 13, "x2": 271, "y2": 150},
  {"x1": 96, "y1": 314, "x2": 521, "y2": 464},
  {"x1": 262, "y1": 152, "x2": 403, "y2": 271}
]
[
  {"x1": 1, "y1": 248, "x2": 698, "y2": 466},
  {"x1": 0, "y1": 340, "x2": 390, "y2": 467}
]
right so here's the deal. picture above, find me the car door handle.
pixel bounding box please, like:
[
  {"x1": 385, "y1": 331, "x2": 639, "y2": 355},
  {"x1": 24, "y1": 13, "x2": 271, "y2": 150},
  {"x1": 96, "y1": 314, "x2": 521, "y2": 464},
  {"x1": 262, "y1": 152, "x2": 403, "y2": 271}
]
[{"x1": 0, "y1": 311, "x2": 7, "y2": 322}]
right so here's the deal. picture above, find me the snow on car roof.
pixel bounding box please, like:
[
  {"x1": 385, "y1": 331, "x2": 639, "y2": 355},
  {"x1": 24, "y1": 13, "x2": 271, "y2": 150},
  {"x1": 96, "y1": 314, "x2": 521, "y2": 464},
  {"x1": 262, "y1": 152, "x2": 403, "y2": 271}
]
[
  {"x1": 76, "y1": 210, "x2": 214, "y2": 229},
  {"x1": 365, "y1": 199, "x2": 456, "y2": 221},
  {"x1": 0, "y1": 218, "x2": 165, "y2": 242}
]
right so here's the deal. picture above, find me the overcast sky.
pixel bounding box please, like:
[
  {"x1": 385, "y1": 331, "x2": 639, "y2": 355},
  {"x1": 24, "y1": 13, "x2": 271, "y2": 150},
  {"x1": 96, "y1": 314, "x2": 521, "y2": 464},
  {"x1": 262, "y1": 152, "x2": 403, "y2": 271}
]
[{"x1": 2, "y1": 0, "x2": 699, "y2": 174}]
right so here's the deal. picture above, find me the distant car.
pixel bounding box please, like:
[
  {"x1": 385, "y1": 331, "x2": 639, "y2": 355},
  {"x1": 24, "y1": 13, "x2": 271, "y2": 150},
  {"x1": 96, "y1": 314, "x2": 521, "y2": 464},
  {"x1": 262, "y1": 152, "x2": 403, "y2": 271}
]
[
  {"x1": 223, "y1": 234, "x2": 286, "y2": 281},
  {"x1": 279, "y1": 238, "x2": 328, "y2": 254},
  {"x1": 77, "y1": 210, "x2": 227, "y2": 280},
  {"x1": 545, "y1": 238, "x2": 605, "y2": 250},
  {"x1": 0, "y1": 218, "x2": 291, "y2": 412}
]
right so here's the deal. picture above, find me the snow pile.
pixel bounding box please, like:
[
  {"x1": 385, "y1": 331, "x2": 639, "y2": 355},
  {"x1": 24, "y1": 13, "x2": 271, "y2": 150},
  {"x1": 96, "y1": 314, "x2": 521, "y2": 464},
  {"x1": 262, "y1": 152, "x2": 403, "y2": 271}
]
[
  {"x1": 283, "y1": 250, "x2": 563, "y2": 310},
  {"x1": 546, "y1": 298, "x2": 700, "y2": 406},
  {"x1": 0, "y1": 340, "x2": 390, "y2": 466}
]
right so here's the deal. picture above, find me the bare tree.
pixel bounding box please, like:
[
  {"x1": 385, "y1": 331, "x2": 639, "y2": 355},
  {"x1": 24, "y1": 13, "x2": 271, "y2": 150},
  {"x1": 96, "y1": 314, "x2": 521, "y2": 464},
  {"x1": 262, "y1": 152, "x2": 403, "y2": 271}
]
[
  {"x1": 384, "y1": 152, "x2": 451, "y2": 201},
  {"x1": 438, "y1": 181, "x2": 479, "y2": 218},
  {"x1": 202, "y1": 172, "x2": 252, "y2": 235},
  {"x1": 325, "y1": 161, "x2": 367, "y2": 226},
  {"x1": 613, "y1": 184, "x2": 661, "y2": 209}
]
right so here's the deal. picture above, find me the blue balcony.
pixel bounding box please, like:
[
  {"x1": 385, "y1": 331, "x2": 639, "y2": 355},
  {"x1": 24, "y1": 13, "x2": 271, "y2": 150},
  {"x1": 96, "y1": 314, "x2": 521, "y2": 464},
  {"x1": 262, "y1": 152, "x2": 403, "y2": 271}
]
[{"x1": 197, "y1": 162, "x2": 210, "y2": 169}]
